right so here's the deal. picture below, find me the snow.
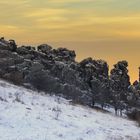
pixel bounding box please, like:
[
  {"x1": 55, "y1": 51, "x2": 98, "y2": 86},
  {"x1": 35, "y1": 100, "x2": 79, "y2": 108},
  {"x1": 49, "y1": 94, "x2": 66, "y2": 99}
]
[{"x1": 0, "y1": 80, "x2": 140, "y2": 140}]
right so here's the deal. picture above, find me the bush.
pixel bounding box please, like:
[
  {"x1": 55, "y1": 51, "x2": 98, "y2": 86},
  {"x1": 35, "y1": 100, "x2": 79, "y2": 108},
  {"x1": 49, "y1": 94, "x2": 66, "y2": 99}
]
[{"x1": 127, "y1": 109, "x2": 140, "y2": 126}]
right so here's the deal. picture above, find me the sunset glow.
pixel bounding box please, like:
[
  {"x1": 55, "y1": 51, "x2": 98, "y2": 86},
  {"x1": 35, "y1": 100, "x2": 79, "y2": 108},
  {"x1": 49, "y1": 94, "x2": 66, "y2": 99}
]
[{"x1": 0, "y1": 0, "x2": 140, "y2": 82}]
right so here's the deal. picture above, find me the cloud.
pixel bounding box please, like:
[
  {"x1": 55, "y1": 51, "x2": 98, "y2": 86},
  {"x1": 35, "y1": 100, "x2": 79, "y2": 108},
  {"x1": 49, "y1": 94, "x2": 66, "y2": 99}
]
[
  {"x1": 0, "y1": 0, "x2": 28, "y2": 4},
  {"x1": 25, "y1": 8, "x2": 67, "y2": 18},
  {"x1": 0, "y1": 0, "x2": 140, "y2": 43}
]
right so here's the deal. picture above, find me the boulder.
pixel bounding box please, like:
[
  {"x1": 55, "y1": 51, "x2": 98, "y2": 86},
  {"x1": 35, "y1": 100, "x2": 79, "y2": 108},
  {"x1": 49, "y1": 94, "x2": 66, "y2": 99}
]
[
  {"x1": 0, "y1": 44, "x2": 11, "y2": 51},
  {"x1": 16, "y1": 46, "x2": 31, "y2": 55},
  {"x1": 0, "y1": 37, "x2": 110, "y2": 107},
  {"x1": 37, "y1": 44, "x2": 52, "y2": 54},
  {"x1": 9, "y1": 39, "x2": 17, "y2": 51},
  {"x1": 51, "y1": 48, "x2": 76, "y2": 62},
  {"x1": 0, "y1": 38, "x2": 17, "y2": 51},
  {"x1": 0, "y1": 37, "x2": 10, "y2": 49}
]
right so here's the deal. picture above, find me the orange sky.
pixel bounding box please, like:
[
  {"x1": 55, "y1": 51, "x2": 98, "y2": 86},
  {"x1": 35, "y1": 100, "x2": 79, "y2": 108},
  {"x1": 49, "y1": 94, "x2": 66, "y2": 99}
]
[
  {"x1": 0, "y1": 0, "x2": 140, "y2": 82},
  {"x1": 49, "y1": 41, "x2": 139, "y2": 83}
]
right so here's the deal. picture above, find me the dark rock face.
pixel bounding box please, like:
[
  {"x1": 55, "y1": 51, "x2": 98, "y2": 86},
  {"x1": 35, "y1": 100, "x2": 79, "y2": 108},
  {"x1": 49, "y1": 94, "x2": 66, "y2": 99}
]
[
  {"x1": 51, "y1": 48, "x2": 76, "y2": 62},
  {"x1": 0, "y1": 37, "x2": 17, "y2": 51},
  {"x1": 0, "y1": 38, "x2": 98, "y2": 106},
  {"x1": 37, "y1": 44, "x2": 52, "y2": 54},
  {"x1": 16, "y1": 46, "x2": 35, "y2": 55},
  {"x1": 0, "y1": 37, "x2": 139, "y2": 115}
]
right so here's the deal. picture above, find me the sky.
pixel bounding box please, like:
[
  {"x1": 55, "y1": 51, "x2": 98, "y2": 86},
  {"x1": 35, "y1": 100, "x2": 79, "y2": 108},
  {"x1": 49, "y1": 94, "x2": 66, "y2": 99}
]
[{"x1": 0, "y1": 0, "x2": 140, "y2": 82}]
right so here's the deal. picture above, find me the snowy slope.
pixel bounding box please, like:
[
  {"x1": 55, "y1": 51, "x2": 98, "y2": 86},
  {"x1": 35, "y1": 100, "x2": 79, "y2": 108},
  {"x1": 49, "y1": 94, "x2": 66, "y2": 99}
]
[{"x1": 0, "y1": 80, "x2": 140, "y2": 140}]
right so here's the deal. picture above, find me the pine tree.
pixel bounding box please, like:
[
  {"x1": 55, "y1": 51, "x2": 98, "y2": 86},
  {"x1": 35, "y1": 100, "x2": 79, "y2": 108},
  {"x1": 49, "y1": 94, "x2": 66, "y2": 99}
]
[{"x1": 110, "y1": 61, "x2": 130, "y2": 115}]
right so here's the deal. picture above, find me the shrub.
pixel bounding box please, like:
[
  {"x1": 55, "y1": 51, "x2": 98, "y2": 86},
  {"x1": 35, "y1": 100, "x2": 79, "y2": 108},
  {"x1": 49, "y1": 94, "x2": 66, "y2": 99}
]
[{"x1": 127, "y1": 109, "x2": 140, "y2": 126}]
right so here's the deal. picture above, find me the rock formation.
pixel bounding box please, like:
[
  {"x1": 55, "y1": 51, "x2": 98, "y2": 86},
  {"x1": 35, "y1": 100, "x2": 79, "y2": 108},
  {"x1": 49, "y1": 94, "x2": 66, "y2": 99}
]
[
  {"x1": 0, "y1": 38, "x2": 102, "y2": 106},
  {"x1": 0, "y1": 37, "x2": 139, "y2": 113}
]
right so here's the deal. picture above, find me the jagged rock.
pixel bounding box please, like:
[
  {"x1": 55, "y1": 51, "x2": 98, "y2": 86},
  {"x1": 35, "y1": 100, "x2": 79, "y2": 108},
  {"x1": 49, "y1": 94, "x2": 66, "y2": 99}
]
[
  {"x1": 9, "y1": 39, "x2": 17, "y2": 51},
  {"x1": 69, "y1": 62, "x2": 79, "y2": 70},
  {"x1": 0, "y1": 37, "x2": 10, "y2": 49},
  {"x1": 23, "y1": 46, "x2": 35, "y2": 51},
  {"x1": 0, "y1": 37, "x2": 140, "y2": 114},
  {"x1": 0, "y1": 44, "x2": 11, "y2": 51},
  {"x1": 16, "y1": 46, "x2": 33, "y2": 55},
  {"x1": 51, "y1": 48, "x2": 76, "y2": 62},
  {"x1": 0, "y1": 38, "x2": 105, "y2": 106},
  {"x1": 0, "y1": 38, "x2": 17, "y2": 51},
  {"x1": 40, "y1": 59, "x2": 54, "y2": 69},
  {"x1": 2, "y1": 37, "x2": 134, "y2": 108},
  {"x1": 50, "y1": 61, "x2": 88, "y2": 90},
  {"x1": 37, "y1": 44, "x2": 52, "y2": 54}
]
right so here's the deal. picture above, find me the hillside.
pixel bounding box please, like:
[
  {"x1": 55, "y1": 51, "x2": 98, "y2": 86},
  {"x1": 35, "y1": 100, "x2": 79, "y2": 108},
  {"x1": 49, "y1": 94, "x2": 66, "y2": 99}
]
[
  {"x1": 0, "y1": 38, "x2": 140, "y2": 116},
  {"x1": 0, "y1": 80, "x2": 140, "y2": 140}
]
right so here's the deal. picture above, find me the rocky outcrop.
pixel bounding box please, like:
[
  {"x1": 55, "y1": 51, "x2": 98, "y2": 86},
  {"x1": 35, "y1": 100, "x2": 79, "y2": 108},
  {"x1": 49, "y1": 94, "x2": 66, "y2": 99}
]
[
  {"x1": 37, "y1": 44, "x2": 52, "y2": 54},
  {"x1": 0, "y1": 38, "x2": 110, "y2": 106},
  {"x1": 1, "y1": 37, "x2": 140, "y2": 117},
  {"x1": 0, "y1": 37, "x2": 17, "y2": 51}
]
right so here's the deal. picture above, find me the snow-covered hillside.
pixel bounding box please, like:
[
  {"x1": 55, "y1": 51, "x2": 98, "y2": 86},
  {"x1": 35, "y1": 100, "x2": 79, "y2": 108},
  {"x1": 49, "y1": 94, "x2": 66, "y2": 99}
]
[{"x1": 0, "y1": 80, "x2": 140, "y2": 140}]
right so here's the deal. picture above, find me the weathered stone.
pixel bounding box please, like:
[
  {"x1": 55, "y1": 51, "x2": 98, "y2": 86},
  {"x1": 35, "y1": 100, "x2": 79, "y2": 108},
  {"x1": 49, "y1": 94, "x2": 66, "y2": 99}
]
[
  {"x1": 16, "y1": 46, "x2": 31, "y2": 55},
  {"x1": 37, "y1": 44, "x2": 52, "y2": 54},
  {"x1": 0, "y1": 38, "x2": 17, "y2": 51},
  {"x1": 0, "y1": 37, "x2": 111, "y2": 107},
  {"x1": 9, "y1": 39, "x2": 17, "y2": 51},
  {"x1": 51, "y1": 48, "x2": 76, "y2": 62},
  {"x1": 0, "y1": 38, "x2": 11, "y2": 50}
]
